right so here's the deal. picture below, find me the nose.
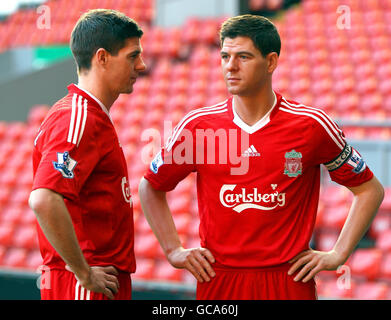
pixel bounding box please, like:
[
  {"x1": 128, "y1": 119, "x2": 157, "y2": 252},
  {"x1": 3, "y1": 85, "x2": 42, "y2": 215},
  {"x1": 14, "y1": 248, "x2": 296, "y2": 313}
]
[
  {"x1": 225, "y1": 56, "x2": 238, "y2": 72},
  {"x1": 137, "y1": 56, "x2": 147, "y2": 72}
]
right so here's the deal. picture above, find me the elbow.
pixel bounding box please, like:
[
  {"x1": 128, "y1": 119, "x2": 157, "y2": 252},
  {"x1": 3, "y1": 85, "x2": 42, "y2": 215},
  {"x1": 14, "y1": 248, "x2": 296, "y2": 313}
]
[
  {"x1": 138, "y1": 177, "x2": 166, "y2": 204},
  {"x1": 138, "y1": 177, "x2": 147, "y2": 198},
  {"x1": 370, "y1": 177, "x2": 385, "y2": 209},
  {"x1": 29, "y1": 188, "x2": 62, "y2": 219},
  {"x1": 29, "y1": 190, "x2": 42, "y2": 215},
  {"x1": 378, "y1": 182, "x2": 385, "y2": 205}
]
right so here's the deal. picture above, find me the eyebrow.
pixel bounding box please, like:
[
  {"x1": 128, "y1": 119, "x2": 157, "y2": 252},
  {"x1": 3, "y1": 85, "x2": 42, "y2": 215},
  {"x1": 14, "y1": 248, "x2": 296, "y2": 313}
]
[
  {"x1": 220, "y1": 50, "x2": 255, "y2": 57},
  {"x1": 127, "y1": 49, "x2": 142, "y2": 57}
]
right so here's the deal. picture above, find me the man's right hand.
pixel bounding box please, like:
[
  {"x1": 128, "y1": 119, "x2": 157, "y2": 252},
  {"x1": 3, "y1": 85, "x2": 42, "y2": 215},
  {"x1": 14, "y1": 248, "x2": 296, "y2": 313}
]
[
  {"x1": 67, "y1": 265, "x2": 120, "y2": 300},
  {"x1": 167, "y1": 247, "x2": 216, "y2": 283}
]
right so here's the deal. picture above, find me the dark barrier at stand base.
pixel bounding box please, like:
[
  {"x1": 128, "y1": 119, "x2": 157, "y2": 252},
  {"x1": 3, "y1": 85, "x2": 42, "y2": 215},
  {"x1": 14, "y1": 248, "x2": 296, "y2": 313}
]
[{"x1": 0, "y1": 269, "x2": 196, "y2": 300}]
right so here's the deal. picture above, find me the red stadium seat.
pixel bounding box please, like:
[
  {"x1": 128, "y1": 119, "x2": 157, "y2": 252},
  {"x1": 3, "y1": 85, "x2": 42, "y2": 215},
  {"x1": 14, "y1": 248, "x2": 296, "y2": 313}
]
[
  {"x1": 167, "y1": 196, "x2": 191, "y2": 215},
  {"x1": 376, "y1": 230, "x2": 391, "y2": 252},
  {"x1": 161, "y1": 28, "x2": 183, "y2": 58},
  {"x1": 369, "y1": 214, "x2": 391, "y2": 240},
  {"x1": 4, "y1": 122, "x2": 26, "y2": 142},
  {"x1": 154, "y1": 261, "x2": 183, "y2": 282},
  {"x1": 1, "y1": 206, "x2": 24, "y2": 226},
  {"x1": 133, "y1": 258, "x2": 155, "y2": 280},
  {"x1": 0, "y1": 167, "x2": 18, "y2": 190},
  {"x1": 0, "y1": 245, "x2": 6, "y2": 265},
  {"x1": 0, "y1": 223, "x2": 14, "y2": 247},
  {"x1": 169, "y1": 78, "x2": 189, "y2": 95},
  {"x1": 348, "y1": 248, "x2": 383, "y2": 281},
  {"x1": 27, "y1": 105, "x2": 49, "y2": 126},
  {"x1": 0, "y1": 189, "x2": 11, "y2": 214},
  {"x1": 316, "y1": 277, "x2": 355, "y2": 299},
  {"x1": 19, "y1": 207, "x2": 36, "y2": 225},
  {"x1": 321, "y1": 205, "x2": 349, "y2": 231},
  {"x1": 188, "y1": 219, "x2": 200, "y2": 239},
  {"x1": 134, "y1": 232, "x2": 159, "y2": 259},
  {"x1": 181, "y1": 18, "x2": 200, "y2": 45},
  {"x1": 2, "y1": 248, "x2": 28, "y2": 268},
  {"x1": 380, "y1": 187, "x2": 391, "y2": 211},
  {"x1": 353, "y1": 282, "x2": 389, "y2": 300},
  {"x1": 25, "y1": 250, "x2": 43, "y2": 270},
  {"x1": 315, "y1": 231, "x2": 338, "y2": 252},
  {"x1": 320, "y1": 186, "x2": 351, "y2": 206},
  {"x1": 9, "y1": 188, "x2": 31, "y2": 209},
  {"x1": 186, "y1": 236, "x2": 201, "y2": 250},
  {"x1": 379, "y1": 252, "x2": 391, "y2": 281},
  {"x1": 12, "y1": 225, "x2": 39, "y2": 250},
  {"x1": 173, "y1": 214, "x2": 192, "y2": 236}
]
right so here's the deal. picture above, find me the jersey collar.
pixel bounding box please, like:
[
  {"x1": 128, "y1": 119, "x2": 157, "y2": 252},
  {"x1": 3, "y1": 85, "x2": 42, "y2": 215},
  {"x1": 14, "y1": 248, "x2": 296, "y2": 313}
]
[
  {"x1": 230, "y1": 91, "x2": 281, "y2": 134},
  {"x1": 67, "y1": 83, "x2": 113, "y2": 124}
]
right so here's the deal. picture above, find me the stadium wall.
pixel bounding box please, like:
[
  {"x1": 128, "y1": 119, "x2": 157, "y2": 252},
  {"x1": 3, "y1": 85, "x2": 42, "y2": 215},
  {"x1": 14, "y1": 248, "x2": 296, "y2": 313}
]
[
  {"x1": 0, "y1": 56, "x2": 76, "y2": 122},
  {"x1": 155, "y1": 0, "x2": 238, "y2": 27},
  {"x1": 0, "y1": 269, "x2": 196, "y2": 300}
]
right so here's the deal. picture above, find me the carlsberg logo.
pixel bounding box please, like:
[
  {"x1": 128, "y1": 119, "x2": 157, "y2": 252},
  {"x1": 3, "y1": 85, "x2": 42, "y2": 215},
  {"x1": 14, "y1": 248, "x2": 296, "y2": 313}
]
[{"x1": 219, "y1": 184, "x2": 286, "y2": 213}]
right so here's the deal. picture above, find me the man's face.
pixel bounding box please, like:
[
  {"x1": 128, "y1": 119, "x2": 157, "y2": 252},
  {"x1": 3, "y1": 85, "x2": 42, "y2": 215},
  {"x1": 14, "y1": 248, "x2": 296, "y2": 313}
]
[
  {"x1": 105, "y1": 37, "x2": 146, "y2": 94},
  {"x1": 221, "y1": 36, "x2": 273, "y2": 97}
]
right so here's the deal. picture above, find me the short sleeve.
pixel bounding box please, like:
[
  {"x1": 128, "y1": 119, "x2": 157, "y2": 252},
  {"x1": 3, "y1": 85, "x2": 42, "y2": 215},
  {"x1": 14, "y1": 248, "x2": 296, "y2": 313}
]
[
  {"x1": 144, "y1": 123, "x2": 196, "y2": 192},
  {"x1": 313, "y1": 113, "x2": 373, "y2": 188},
  {"x1": 32, "y1": 108, "x2": 100, "y2": 201}
]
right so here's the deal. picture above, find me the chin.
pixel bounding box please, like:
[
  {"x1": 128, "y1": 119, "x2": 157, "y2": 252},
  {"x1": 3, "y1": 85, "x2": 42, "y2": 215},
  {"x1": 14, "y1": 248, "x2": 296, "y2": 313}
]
[
  {"x1": 121, "y1": 87, "x2": 134, "y2": 94},
  {"x1": 227, "y1": 87, "x2": 241, "y2": 95}
]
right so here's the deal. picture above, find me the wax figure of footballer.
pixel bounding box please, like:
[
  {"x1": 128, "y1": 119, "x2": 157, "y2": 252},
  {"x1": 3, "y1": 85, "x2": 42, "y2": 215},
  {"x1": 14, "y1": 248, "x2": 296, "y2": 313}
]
[
  {"x1": 29, "y1": 9, "x2": 146, "y2": 300},
  {"x1": 139, "y1": 15, "x2": 384, "y2": 299}
]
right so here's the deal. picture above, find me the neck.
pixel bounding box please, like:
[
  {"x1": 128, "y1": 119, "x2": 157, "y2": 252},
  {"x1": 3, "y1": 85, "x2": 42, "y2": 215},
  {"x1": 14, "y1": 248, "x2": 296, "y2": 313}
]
[
  {"x1": 233, "y1": 85, "x2": 276, "y2": 126},
  {"x1": 77, "y1": 74, "x2": 118, "y2": 111}
]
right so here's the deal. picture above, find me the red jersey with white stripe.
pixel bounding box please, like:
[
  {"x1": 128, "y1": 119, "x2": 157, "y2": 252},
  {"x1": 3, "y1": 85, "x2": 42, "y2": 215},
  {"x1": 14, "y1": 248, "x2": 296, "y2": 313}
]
[
  {"x1": 32, "y1": 84, "x2": 135, "y2": 273},
  {"x1": 144, "y1": 92, "x2": 373, "y2": 268}
]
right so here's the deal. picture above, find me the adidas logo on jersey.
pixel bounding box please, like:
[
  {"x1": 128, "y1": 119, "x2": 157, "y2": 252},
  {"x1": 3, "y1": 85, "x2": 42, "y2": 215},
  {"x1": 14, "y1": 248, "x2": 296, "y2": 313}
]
[{"x1": 242, "y1": 145, "x2": 260, "y2": 157}]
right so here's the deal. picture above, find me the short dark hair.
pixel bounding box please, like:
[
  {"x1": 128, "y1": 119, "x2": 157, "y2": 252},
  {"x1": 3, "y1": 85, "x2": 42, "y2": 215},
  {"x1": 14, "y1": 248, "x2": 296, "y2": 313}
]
[
  {"x1": 220, "y1": 14, "x2": 281, "y2": 57},
  {"x1": 70, "y1": 9, "x2": 143, "y2": 71}
]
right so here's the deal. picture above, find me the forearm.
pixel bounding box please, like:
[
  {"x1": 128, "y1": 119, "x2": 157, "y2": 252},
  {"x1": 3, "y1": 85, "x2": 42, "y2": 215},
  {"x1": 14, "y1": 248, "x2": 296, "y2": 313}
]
[
  {"x1": 138, "y1": 178, "x2": 182, "y2": 256},
  {"x1": 333, "y1": 177, "x2": 384, "y2": 263},
  {"x1": 29, "y1": 188, "x2": 90, "y2": 280}
]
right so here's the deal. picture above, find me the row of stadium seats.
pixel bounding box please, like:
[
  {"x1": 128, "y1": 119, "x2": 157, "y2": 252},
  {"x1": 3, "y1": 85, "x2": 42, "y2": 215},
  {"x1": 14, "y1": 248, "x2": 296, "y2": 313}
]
[
  {"x1": 0, "y1": 0, "x2": 154, "y2": 52},
  {"x1": 1, "y1": 1, "x2": 391, "y2": 120},
  {"x1": 316, "y1": 276, "x2": 391, "y2": 300}
]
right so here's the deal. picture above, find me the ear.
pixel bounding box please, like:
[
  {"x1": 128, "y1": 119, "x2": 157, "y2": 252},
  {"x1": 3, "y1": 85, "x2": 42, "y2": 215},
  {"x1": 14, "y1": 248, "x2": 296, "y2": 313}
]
[
  {"x1": 266, "y1": 52, "x2": 278, "y2": 74},
  {"x1": 94, "y1": 48, "x2": 109, "y2": 67}
]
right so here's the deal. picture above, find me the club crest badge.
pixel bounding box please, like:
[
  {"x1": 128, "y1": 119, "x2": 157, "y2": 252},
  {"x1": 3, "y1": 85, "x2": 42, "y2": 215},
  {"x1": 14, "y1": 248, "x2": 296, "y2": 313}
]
[
  {"x1": 53, "y1": 151, "x2": 77, "y2": 179},
  {"x1": 284, "y1": 150, "x2": 303, "y2": 177}
]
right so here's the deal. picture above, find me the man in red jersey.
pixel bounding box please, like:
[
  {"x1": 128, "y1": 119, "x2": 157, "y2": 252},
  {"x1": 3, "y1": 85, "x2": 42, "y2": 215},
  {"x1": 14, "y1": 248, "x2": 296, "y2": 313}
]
[
  {"x1": 139, "y1": 14, "x2": 384, "y2": 299},
  {"x1": 29, "y1": 9, "x2": 146, "y2": 300}
]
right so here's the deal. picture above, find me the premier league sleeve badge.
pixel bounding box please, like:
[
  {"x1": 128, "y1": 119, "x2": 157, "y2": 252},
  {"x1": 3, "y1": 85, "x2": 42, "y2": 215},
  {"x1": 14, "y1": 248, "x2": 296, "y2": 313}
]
[{"x1": 53, "y1": 151, "x2": 77, "y2": 179}]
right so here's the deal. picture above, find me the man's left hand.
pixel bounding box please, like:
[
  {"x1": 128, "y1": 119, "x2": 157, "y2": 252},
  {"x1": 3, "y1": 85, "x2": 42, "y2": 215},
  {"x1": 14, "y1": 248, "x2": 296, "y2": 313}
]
[{"x1": 287, "y1": 249, "x2": 345, "y2": 283}]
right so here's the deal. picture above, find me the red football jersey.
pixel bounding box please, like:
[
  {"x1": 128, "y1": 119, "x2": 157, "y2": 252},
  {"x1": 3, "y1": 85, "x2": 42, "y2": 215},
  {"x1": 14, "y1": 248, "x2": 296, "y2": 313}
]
[
  {"x1": 144, "y1": 92, "x2": 373, "y2": 268},
  {"x1": 32, "y1": 84, "x2": 135, "y2": 273}
]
